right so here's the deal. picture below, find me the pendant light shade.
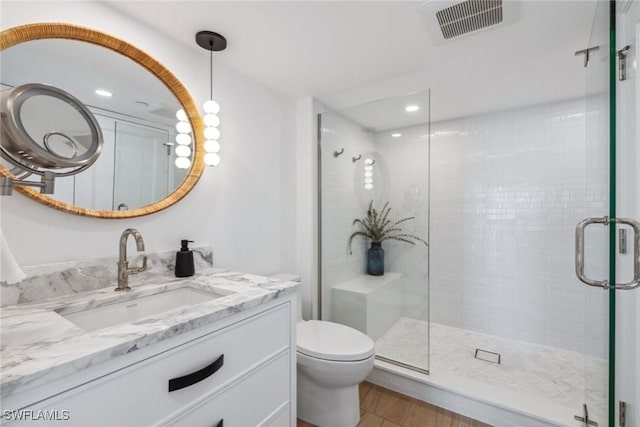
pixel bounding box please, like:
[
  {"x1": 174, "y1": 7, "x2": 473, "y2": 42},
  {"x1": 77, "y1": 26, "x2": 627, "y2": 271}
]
[
  {"x1": 175, "y1": 145, "x2": 191, "y2": 158},
  {"x1": 204, "y1": 127, "x2": 220, "y2": 141},
  {"x1": 175, "y1": 121, "x2": 191, "y2": 134},
  {"x1": 203, "y1": 113, "x2": 220, "y2": 127},
  {"x1": 175, "y1": 133, "x2": 192, "y2": 146},
  {"x1": 204, "y1": 152, "x2": 221, "y2": 167},
  {"x1": 176, "y1": 109, "x2": 188, "y2": 122},
  {"x1": 204, "y1": 140, "x2": 221, "y2": 153},
  {"x1": 175, "y1": 156, "x2": 191, "y2": 170},
  {"x1": 203, "y1": 100, "x2": 220, "y2": 115}
]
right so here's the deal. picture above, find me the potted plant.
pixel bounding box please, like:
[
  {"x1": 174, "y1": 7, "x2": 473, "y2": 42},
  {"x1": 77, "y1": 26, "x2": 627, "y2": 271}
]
[{"x1": 348, "y1": 200, "x2": 428, "y2": 276}]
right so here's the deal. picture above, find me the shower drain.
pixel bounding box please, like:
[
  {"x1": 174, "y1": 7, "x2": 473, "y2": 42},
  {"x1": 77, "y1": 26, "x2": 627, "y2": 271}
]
[{"x1": 474, "y1": 348, "x2": 501, "y2": 364}]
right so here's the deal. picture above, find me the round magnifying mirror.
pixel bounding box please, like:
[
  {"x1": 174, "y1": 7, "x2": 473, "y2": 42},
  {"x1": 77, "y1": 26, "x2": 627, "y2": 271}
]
[{"x1": 1, "y1": 83, "x2": 103, "y2": 169}]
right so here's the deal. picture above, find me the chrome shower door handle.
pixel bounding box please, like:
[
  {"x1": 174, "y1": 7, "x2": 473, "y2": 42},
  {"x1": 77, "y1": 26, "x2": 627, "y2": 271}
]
[
  {"x1": 614, "y1": 218, "x2": 640, "y2": 290},
  {"x1": 575, "y1": 216, "x2": 640, "y2": 290},
  {"x1": 575, "y1": 216, "x2": 609, "y2": 289}
]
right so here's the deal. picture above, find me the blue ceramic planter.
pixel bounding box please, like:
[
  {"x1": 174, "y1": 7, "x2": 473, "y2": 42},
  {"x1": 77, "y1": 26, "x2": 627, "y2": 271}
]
[{"x1": 367, "y1": 241, "x2": 384, "y2": 276}]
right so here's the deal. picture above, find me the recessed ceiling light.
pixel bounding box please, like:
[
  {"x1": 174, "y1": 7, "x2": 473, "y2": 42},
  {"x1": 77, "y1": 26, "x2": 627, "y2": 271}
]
[
  {"x1": 392, "y1": 133, "x2": 402, "y2": 138},
  {"x1": 405, "y1": 105, "x2": 419, "y2": 112},
  {"x1": 95, "y1": 89, "x2": 112, "y2": 97}
]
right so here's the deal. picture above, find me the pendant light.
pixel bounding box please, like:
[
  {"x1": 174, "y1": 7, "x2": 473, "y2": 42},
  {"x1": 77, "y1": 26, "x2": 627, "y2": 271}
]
[{"x1": 196, "y1": 30, "x2": 226, "y2": 167}]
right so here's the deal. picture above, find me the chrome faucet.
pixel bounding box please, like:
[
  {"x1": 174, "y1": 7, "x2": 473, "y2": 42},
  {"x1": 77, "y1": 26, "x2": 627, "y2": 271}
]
[{"x1": 116, "y1": 228, "x2": 148, "y2": 291}]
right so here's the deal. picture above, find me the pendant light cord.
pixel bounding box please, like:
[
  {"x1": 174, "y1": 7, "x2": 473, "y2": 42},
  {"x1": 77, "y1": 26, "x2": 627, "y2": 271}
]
[{"x1": 209, "y1": 41, "x2": 213, "y2": 100}]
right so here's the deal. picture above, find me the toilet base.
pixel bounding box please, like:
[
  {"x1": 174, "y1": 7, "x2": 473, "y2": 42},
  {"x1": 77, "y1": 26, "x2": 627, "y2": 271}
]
[{"x1": 297, "y1": 370, "x2": 361, "y2": 427}]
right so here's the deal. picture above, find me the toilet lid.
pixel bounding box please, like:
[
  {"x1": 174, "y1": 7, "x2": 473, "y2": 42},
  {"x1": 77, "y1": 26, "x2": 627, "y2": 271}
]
[{"x1": 297, "y1": 321, "x2": 375, "y2": 362}]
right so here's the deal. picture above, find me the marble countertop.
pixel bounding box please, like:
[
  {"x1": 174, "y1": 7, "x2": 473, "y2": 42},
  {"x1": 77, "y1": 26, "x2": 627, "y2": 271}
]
[{"x1": 0, "y1": 268, "x2": 299, "y2": 399}]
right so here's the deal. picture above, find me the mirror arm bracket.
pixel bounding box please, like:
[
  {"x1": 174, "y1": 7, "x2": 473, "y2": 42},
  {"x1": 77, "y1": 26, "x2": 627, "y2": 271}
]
[{"x1": 1, "y1": 171, "x2": 55, "y2": 196}]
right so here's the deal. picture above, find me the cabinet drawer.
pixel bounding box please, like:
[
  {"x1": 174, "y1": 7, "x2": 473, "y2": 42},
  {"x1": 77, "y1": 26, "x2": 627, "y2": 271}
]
[
  {"x1": 17, "y1": 303, "x2": 290, "y2": 427},
  {"x1": 161, "y1": 351, "x2": 290, "y2": 427}
]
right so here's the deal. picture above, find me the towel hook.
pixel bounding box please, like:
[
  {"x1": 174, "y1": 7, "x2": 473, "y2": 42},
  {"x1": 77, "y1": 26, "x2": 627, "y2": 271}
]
[
  {"x1": 352, "y1": 154, "x2": 362, "y2": 163},
  {"x1": 333, "y1": 148, "x2": 344, "y2": 158}
]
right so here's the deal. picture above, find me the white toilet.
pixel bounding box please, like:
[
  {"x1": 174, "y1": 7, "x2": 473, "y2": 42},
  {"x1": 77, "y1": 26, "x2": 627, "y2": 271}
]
[
  {"x1": 297, "y1": 320, "x2": 375, "y2": 427},
  {"x1": 269, "y1": 273, "x2": 375, "y2": 427}
]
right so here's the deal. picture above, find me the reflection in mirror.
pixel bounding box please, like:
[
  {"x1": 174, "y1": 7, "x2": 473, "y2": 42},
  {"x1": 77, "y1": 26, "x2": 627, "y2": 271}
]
[{"x1": 1, "y1": 38, "x2": 190, "y2": 211}]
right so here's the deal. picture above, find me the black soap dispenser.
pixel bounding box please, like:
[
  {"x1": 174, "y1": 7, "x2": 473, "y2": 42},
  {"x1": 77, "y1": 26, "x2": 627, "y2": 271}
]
[{"x1": 175, "y1": 240, "x2": 195, "y2": 277}]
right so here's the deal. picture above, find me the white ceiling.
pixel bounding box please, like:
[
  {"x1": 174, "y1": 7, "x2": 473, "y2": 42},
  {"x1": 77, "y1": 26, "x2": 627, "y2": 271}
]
[
  {"x1": 334, "y1": 91, "x2": 431, "y2": 132},
  {"x1": 106, "y1": 1, "x2": 598, "y2": 122}
]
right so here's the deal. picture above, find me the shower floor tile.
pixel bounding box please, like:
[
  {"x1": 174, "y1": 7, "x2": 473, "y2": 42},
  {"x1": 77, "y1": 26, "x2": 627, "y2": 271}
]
[{"x1": 375, "y1": 318, "x2": 607, "y2": 423}]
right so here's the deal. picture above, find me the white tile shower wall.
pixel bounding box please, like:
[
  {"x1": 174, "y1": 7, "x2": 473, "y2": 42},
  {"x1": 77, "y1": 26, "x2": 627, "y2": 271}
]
[
  {"x1": 429, "y1": 97, "x2": 609, "y2": 357},
  {"x1": 320, "y1": 112, "x2": 375, "y2": 322},
  {"x1": 374, "y1": 127, "x2": 430, "y2": 321}
]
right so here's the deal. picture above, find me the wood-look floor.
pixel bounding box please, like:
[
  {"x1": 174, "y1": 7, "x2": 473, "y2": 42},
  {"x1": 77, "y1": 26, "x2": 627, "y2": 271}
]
[{"x1": 297, "y1": 382, "x2": 491, "y2": 427}]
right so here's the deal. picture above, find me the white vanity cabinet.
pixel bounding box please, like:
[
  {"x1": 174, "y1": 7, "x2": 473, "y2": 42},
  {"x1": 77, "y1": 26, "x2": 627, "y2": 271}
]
[{"x1": 3, "y1": 297, "x2": 296, "y2": 427}]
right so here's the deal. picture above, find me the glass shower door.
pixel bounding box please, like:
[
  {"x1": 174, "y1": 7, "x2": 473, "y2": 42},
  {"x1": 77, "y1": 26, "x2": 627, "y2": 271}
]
[
  {"x1": 319, "y1": 91, "x2": 431, "y2": 374},
  {"x1": 577, "y1": 1, "x2": 615, "y2": 425}
]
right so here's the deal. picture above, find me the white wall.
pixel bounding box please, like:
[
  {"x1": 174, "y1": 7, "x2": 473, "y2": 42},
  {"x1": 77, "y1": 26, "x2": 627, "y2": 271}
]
[
  {"x1": 429, "y1": 97, "x2": 609, "y2": 357},
  {"x1": 0, "y1": 2, "x2": 297, "y2": 277}
]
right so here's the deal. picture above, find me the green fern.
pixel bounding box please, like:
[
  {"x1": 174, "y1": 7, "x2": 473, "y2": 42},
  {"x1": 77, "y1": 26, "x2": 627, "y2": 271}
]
[{"x1": 348, "y1": 200, "x2": 428, "y2": 254}]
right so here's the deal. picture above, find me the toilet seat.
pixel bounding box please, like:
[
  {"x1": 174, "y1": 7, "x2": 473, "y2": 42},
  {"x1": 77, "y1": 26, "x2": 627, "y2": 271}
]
[{"x1": 297, "y1": 320, "x2": 375, "y2": 362}]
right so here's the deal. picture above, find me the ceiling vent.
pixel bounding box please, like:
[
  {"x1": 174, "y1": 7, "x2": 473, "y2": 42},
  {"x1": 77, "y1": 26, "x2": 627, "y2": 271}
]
[
  {"x1": 437, "y1": 0, "x2": 502, "y2": 39},
  {"x1": 419, "y1": 0, "x2": 518, "y2": 43}
]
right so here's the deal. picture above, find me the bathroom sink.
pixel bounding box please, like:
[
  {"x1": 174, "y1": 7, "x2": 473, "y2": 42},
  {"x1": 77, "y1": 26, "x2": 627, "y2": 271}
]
[{"x1": 56, "y1": 286, "x2": 226, "y2": 332}]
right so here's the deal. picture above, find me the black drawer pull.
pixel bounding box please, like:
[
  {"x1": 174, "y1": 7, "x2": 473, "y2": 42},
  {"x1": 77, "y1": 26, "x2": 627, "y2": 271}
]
[
  {"x1": 168, "y1": 354, "x2": 224, "y2": 392},
  {"x1": 214, "y1": 419, "x2": 223, "y2": 427}
]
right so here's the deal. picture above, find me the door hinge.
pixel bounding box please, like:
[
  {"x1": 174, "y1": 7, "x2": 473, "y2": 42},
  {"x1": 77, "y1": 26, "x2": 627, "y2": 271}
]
[
  {"x1": 619, "y1": 401, "x2": 626, "y2": 427},
  {"x1": 618, "y1": 45, "x2": 630, "y2": 81},
  {"x1": 619, "y1": 228, "x2": 628, "y2": 254}
]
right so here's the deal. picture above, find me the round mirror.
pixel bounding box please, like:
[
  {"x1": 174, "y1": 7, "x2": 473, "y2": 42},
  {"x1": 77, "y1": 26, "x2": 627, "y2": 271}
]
[{"x1": 0, "y1": 23, "x2": 204, "y2": 218}]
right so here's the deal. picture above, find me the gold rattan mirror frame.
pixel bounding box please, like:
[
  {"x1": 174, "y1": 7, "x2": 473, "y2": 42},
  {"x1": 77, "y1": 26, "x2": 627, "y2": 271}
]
[{"x1": 0, "y1": 23, "x2": 205, "y2": 218}]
